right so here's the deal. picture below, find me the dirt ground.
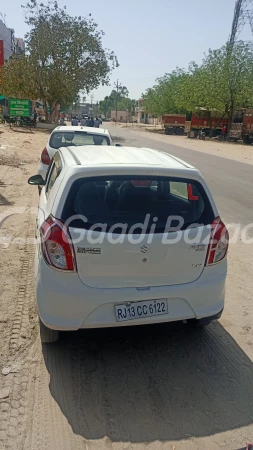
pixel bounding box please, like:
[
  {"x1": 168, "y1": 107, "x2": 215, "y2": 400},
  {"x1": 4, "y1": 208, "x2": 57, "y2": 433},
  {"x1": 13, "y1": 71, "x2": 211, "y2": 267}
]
[
  {"x1": 0, "y1": 124, "x2": 253, "y2": 450},
  {"x1": 115, "y1": 123, "x2": 253, "y2": 166}
]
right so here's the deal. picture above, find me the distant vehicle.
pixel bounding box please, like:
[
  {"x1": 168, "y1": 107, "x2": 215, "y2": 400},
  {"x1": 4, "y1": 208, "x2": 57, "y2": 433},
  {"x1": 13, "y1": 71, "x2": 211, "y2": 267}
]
[
  {"x1": 28, "y1": 146, "x2": 228, "y2": 343},
  {"x1": 229, "y1": 109, "x2": 253, "y2": 144},
  {"x1": 162, "y1": 111, "x2": 229, "y2": 138},
  {"x1": 37, "y1": 125, "x2": 113, "y2": 180},
  {"x1": 162, "y1": 114, "x2": 186, "y2": 135},
  {"x1": 188, "y1": 110, "x2": 228, "y2": 138}
]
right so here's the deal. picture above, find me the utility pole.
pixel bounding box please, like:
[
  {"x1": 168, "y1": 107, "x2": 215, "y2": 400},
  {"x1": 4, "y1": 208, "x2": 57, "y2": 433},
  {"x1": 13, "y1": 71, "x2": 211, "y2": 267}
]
[
  {"x1": 115, "y1": 80, "x2": 122, "y2": 122},
  {"x1": 90, "y1": 94, "x2": 94, "y2": 117}
]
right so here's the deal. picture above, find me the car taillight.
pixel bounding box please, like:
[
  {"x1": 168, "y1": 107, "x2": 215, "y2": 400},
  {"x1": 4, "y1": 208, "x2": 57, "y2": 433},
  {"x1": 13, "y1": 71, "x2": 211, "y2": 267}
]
[
  {"x1": 41, "y1": 147, "x2": 50, "y2": 165},
  {"x1": 205, "y1": 217, "x2": 229, "y2": 266},
  {"x1": 40, "y1": 216, "x2": 76, "y2": 271}
]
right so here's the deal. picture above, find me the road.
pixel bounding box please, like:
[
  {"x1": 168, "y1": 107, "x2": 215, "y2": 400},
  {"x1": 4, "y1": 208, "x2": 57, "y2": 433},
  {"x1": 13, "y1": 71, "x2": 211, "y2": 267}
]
[
  {"x1": 108, "y1": 124, "x2": 253, "y2": 228},
  {"x1": 0, "y1": 125, "x2": 253, "y2": 450}
]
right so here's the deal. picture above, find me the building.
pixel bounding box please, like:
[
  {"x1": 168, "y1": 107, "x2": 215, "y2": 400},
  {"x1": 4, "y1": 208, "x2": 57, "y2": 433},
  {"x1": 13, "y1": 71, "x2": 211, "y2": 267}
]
[
  {"x1": 0, "y1": 19, "x2": 14, "y2": 65},
  {"x1": 79, "y1": 102, "x2": 94, "y2": 115},
  {"x1": 13, "y1": 38, "x2": 25, "y2": 56},
  {"x1": 110, "y1": 110, "x2": 130, "y2": 122},
  {"x1": 135, "y1": 98, "x2": 161, "y2": 125}
]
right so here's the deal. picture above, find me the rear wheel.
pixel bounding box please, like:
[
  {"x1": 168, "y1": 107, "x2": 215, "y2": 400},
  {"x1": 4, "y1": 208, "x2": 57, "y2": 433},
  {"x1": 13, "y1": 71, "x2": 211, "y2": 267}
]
[
  {"x1": 188, "y1": 317, "x2": 212, "y2": 328},
  {"x1": 39, "y1": 318, "x2": 59, "y2": 343},
  {"x1": 188, "y1": 309, "x2": 223, "y2": 329},
  {"x1": 165, "y1": 127, "x2": 173, "y2": 135},
  {"x1": 175, "y1": 127, "x2": 184, "y2": 136},
  {"x1": 243, "y1": 135, "x2": 250, "y2": 145}
]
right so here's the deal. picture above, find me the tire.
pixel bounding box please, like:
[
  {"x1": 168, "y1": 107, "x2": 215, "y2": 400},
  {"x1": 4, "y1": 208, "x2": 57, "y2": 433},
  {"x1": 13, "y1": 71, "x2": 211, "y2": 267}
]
[
  {"x1": 39, "y1": 318, "x2": 59, "y2": 343},
  {"x1": 176, "y1": 127, "x2": 184, "y2": 136},
  {"x1": 188, "y1": 309, "x2": 223, "y2": 329},
  {"x1": 165, "y1": 127, "x2": 173, "y2": 135},
  {"x1": 243, "y1": 135, "x2": 250, "y2": 145},
  {"x1": 189, "y1": 317, "x2": 212, "y2": 328}
]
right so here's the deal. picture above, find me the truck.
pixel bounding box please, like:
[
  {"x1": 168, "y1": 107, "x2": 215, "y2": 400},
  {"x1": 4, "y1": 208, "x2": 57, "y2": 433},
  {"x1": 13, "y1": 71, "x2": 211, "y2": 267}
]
[
  {"x1": 188, "y1": 110, "x2": 228, "y2": 138},
  {"x1": 162, "y1": 110, "x2": 228, "y2": 138},
  {"x1": 229, "y1": 109, "x2": 253, "y2": 144},
  {"x1": 162, "y1": 114, "x2": 186, "y2": 135}
]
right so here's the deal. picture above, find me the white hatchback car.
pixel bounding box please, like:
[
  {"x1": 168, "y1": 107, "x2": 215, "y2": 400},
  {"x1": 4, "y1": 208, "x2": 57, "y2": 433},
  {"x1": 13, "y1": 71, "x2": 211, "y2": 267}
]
[
  {"x1": 29, "y1": 146, "x2": 228, "y2": 343},
  {"x1": 37, "y1": 125, "x2": 113, "y2": 180}
]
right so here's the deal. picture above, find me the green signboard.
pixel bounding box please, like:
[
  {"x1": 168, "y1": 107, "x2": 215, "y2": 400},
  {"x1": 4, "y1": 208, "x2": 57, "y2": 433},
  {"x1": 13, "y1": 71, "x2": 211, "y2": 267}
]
[{"x1": 9, "y1": 98, "x2": 30, "y2": 117}]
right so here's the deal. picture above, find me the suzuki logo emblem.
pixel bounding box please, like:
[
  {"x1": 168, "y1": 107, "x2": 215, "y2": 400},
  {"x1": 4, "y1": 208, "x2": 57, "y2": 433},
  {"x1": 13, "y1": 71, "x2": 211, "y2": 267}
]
[{"x1": 140, "y1": 245, "x2": 150, "y2": 254}]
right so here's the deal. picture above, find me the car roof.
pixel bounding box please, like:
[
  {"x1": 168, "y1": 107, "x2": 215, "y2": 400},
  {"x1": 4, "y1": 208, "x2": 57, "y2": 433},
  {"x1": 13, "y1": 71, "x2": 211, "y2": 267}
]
[
  {"x1": 52, "y1": 126, "x2": 110, "y2": 136},
  {"x1": 59, "y1": 145, "x2": 196, "y2": 171}
]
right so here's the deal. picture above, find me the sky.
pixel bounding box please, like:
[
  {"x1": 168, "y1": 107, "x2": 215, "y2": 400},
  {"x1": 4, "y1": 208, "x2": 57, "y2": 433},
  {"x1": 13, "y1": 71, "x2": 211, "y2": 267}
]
[{"x1": 1, "y1": 0, "x2": 253, "y2": 102}]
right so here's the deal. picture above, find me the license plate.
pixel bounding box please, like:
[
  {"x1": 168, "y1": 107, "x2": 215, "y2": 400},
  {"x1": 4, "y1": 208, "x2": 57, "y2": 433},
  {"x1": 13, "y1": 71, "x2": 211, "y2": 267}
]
[{"x1": 115, "y1": 299, "x2": 168, "y2": 322}]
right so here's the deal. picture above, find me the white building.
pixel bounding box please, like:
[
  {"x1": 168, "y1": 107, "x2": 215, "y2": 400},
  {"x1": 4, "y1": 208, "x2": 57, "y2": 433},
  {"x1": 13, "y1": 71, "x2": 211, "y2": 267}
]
[{"x1": 135, "y1": 99, "x2": 161, "y2": 125}]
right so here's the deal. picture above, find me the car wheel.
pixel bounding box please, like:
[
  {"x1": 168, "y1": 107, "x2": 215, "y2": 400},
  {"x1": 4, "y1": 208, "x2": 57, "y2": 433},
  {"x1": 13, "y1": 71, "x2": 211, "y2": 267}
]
[
  {"x1": 189, "y1": 317, "x2": 212, "y2": 328},
  {"x1": 243, "y1": 135, "x2": 250, "y2": 145},
  {"x1": 39, "y1": 318, "x2": 59, "y2": 343}
]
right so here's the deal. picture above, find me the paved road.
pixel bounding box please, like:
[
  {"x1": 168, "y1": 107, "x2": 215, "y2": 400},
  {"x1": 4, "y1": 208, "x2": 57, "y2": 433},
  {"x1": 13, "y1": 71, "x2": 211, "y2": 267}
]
[{"x1": 108, "y1": 124, "x2": 253, "y2": 229}]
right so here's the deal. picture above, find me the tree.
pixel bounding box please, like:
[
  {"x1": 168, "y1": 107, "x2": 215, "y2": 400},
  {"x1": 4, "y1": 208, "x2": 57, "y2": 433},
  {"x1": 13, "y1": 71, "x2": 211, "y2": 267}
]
[
  {"x1": 0, "y1": 0, "x2": 118, "y2": 120},
  {"x1": 0, "y1": 55, "x2": 37, "y2": 100},
  {"x1": 143, "y1": 69, "x2": 188, "y2": 117},
  {"x1": 141, "y1": 41, "x2": 253, "y2": 135},
  {"x1": 99, "y1": 86, "x2": 136, "y2": 117},
  {"x1": 175, "y1": 42, "x2": 253, "y2": 132},
  {"x1": 118, "y1": 97, "x2": 137, "y2": 115}
]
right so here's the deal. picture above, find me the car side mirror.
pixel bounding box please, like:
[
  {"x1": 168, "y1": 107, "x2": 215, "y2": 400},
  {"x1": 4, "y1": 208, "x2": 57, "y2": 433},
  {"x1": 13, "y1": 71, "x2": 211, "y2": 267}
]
[
  {"x1": 115, "y1": 144, "x2": 122, "y2": 147},
  {"x1": 28, "y1": 174, "x2": 45, "y2": 186}
]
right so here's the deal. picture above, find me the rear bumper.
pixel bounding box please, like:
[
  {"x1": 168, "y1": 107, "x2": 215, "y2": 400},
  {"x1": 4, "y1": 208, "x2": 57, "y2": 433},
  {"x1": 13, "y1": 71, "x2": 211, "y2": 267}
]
[{"x1": 36, "y1": 256, "x2": 227, "y2": 331}]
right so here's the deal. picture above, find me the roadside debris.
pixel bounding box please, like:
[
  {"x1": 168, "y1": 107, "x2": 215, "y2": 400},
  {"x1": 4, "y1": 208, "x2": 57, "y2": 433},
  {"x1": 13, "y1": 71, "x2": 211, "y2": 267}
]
[
  {"x1": 2, "y1": 365, "x2": 19, "y2": 376},
  {"x1": 0, "y1": 386, "x2": 10, "y2": 399}
]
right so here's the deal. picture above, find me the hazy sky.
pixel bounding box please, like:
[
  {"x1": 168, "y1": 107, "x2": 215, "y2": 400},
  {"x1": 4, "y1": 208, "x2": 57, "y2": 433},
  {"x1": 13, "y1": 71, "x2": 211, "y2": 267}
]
[{"x1": 1, "y1": 0, "x2": 253, "y2": 102}]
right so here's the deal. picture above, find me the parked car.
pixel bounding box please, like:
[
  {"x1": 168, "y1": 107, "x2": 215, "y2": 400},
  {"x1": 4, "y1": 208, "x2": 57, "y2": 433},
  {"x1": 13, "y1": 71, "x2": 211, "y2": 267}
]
[
  {"x1": 28, "y1": 146, "x2": 229, "y2": 343},
  {"x1": 37, "y1": 125, "x2": 113, "y2": 180}
]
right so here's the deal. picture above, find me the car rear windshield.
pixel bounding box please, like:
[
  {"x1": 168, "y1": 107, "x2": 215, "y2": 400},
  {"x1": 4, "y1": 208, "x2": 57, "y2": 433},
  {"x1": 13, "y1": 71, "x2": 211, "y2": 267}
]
[
  {"x1": 49, "y1": 131, "x2": 110, "y2": 149},
  {"x1": 61, "y1": 176, "x2": 215, "y2": 233}
]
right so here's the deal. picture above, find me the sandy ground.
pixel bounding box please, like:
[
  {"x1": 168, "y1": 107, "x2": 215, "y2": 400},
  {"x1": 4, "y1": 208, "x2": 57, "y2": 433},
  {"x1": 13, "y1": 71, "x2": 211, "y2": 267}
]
[
  {"x1": 0, "y1": 124, "x2": 253, "y2": 450},
  {"x1": 113, "y1": 123, "x2": 253, "y2": 166}
]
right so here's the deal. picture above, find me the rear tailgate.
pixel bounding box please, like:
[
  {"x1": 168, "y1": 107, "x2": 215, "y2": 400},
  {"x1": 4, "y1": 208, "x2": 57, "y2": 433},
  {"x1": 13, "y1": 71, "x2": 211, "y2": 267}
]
[{"x1": 61, "y1": 175, "x2": 215, "y2": 289}]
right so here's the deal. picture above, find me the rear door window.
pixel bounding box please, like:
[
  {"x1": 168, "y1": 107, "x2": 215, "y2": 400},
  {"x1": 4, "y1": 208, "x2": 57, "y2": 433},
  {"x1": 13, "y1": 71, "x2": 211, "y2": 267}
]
[
  {"x1": 61, "y1": 176, "x2": 214, "y2": 233},
  {"x1": 170, "y1": 181, "x2": 188, "y2": 199},
  {"x1": 49, "y1": 131, "x2": 110, "y2": 149}
]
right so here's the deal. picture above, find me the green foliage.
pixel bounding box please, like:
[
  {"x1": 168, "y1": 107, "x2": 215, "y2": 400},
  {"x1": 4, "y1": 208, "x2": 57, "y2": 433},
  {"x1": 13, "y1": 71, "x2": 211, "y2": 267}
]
[
  {"x1": 143, "y1": 69, "x2": 188, "y2": 116},
  {"x1": 142, "y1": 41, "x2": 253, "y2": 128},
  {"x1": 99, "y1": 86, "x2": 136, "y2": 116},
  {"x1": 0, "y1": 0, "x2": 118, "y2": 119},
  {"x1": 176, "y1": 42, "x2": 253, "y2": 119}
]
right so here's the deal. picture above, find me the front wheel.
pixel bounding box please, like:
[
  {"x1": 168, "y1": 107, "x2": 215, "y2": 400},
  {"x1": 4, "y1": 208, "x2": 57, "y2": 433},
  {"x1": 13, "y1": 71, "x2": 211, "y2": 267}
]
[{"x1": 39, "y1": 318, "x2": 59, "y2": 343}]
